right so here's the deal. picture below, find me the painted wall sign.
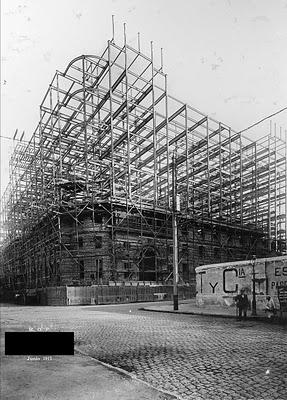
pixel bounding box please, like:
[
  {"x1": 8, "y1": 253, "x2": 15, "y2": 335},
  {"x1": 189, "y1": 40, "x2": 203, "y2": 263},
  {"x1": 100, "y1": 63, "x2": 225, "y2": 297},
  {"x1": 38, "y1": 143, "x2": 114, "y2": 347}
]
[
  {"x1": 196, "y1": 256, "x2": 287, "y2": 310},
  {"x1": 278, "y1": 286, "x2": 287, "y2": 311}
]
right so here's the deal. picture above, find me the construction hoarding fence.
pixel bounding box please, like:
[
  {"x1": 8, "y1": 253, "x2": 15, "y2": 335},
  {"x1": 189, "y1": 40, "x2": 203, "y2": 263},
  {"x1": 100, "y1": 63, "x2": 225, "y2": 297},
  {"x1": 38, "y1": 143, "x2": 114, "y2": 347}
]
[{"x1": 9, "y1": 284, "x2": 195, "y2": 306}]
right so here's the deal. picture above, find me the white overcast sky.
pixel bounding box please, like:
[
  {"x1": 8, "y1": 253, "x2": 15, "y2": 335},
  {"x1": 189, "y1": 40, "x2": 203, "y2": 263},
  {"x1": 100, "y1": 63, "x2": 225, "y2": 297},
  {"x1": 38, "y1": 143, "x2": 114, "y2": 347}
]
[{"x1": 1, "y1": 0, "x2": 287, "y2": 196}]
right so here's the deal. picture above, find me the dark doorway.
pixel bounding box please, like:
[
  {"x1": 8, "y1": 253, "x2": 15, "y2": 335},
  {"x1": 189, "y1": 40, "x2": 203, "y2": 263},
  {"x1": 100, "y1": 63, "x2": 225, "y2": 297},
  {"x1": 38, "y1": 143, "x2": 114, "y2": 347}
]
[{"x1": 139, "y1": 247, "x2": 156, "y2": 281}]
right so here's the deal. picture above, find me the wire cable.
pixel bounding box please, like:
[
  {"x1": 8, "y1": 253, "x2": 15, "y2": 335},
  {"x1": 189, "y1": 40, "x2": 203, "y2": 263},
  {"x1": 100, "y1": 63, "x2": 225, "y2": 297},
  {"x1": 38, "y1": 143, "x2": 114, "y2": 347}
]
[
  {"x1": 238, "y1": 106, "x2": 287, "y2": 135},
  {"x1": 0, "y1": 135, "x2": 30, "y2": 143}
]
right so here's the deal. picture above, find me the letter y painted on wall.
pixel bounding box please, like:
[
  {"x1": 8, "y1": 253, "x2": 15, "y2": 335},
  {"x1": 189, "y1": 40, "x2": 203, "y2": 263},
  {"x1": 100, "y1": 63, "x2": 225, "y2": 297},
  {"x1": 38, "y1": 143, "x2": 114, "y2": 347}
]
[{"x1": 209, "y1": 282, "x2": 218, "y2": 293}]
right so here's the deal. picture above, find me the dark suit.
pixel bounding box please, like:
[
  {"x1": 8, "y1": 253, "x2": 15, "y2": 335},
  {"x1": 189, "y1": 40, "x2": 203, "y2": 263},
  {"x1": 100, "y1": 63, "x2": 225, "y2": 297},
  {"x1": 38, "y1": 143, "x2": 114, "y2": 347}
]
[{"x1": 235, "y1": 293, "x2": 249, "y2": 320}]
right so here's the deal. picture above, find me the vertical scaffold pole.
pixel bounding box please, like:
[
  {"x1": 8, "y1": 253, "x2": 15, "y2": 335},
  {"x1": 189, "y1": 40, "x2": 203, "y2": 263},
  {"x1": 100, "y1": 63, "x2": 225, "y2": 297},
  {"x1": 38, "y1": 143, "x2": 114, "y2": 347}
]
[
  {"x1": 274, "y1": 125, "x2": 277, "y2": 252},
  {"x1": 124, "y1": 23, "x2": 131, "y2": 199},
  {"x1": 108, "y1": 40, "x2": 115, "y2": 197},
  {"x1": 172, "y1": 153, "x2": 179, "y2": 310},
  {"x1": 185, "y1": 105, "x2": 189, "y2": 211},
  {"x1": 111, "y1": 15, "x2": 115, "y2": 42},
  {"x1": 151, "y1": 41, "x2": 157, "y2": 206},
  {"x1": 165, "y1": 73, "x2": 170, "y2": 208},
  {"x1": 206, "y1": 117, "x2": 211, "y2": 215},
  {"x1": 268, "y1": 128, "x2": 272, "y2": 252}
]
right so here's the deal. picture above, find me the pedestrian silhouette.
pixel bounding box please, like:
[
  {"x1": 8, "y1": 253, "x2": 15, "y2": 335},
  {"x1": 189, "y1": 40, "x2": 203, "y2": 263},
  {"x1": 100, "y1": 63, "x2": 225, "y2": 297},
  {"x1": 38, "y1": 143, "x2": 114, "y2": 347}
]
[{"x1": 235, "y1": 289, "x2": 249, "y2": 321}]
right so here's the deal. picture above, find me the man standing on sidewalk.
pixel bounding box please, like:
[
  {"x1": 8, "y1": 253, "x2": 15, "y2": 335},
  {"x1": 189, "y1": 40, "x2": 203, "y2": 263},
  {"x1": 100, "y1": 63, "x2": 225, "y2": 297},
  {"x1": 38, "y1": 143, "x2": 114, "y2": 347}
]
[{"x1": 235, "y1": 289, "x2": 249, "y2": 321}]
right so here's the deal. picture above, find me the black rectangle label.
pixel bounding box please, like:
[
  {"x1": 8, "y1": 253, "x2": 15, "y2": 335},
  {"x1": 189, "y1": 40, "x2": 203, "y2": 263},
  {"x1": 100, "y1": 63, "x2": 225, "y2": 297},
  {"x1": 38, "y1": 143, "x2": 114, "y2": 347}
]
[{"x1": 5, "y1": 332, "x2": 74, "y2": 355}]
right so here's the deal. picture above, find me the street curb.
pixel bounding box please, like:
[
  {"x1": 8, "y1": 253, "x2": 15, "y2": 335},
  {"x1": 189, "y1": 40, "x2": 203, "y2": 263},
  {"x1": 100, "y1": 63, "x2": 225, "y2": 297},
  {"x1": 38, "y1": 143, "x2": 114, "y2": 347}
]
[
  {"x1": 140, "y1": 307, "x2": 287, "y2": 324},
  {"x1": 140, "y1": 307, "x2": 244, "y2": 319},
  {"x1": 140, "y1": 307, "x2": 234, "y2": 318},
  {"x1": 75, "y1": 348, "x2": 181, "y2": 400}
]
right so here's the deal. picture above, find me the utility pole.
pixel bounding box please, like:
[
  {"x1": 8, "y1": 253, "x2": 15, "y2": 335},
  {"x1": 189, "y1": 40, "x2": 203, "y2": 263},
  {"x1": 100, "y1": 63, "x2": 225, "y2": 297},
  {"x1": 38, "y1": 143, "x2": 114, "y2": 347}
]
[
  {"x1": 172, "y1": 153, "x2": 179, "y2": 310},
  {"x1": 251, "y1": 254, "x2": 257, "y2": 316}
]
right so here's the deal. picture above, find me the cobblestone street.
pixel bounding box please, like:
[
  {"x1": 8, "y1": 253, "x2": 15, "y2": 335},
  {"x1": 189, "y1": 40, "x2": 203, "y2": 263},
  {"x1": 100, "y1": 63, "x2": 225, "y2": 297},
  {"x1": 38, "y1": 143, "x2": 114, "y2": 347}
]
[{"x1": 1, "y1": 302, "x2": 287, "y2": 400}]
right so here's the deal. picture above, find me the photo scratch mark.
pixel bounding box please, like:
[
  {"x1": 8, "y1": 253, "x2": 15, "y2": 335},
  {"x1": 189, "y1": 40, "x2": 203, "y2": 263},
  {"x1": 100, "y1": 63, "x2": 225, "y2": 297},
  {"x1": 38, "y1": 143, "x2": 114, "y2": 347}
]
[{"x1": 253, "y1": 16, "x2": 270, "y2": 23}]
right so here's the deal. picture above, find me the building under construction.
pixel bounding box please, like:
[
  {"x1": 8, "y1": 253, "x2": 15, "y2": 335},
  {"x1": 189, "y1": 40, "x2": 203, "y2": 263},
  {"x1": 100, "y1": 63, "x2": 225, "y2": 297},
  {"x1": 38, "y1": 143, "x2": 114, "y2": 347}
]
[{"x1": 0, "y1": 37, "x2": 286, "y2": 303}]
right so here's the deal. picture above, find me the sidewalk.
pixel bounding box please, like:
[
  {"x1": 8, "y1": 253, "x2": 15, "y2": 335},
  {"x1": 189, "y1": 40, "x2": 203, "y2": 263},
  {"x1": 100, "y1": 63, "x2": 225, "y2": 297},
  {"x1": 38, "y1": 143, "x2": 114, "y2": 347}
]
[
  {"x1": 141, "y1": 299, "x2": 281, "y2": 322},
  {"x1": 2, "y1": 352, "x2": 177, "y2": 400},
  {"x1": 0, "y1": 320, "x2": 177, "y2": 400}
]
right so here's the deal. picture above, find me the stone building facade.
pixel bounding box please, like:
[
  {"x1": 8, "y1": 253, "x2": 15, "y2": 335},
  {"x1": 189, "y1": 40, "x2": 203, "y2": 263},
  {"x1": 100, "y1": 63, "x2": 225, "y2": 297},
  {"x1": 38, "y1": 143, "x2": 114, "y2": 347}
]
[{"x1": 1, "y1": 202, "x2": 271, "y2": 293}]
